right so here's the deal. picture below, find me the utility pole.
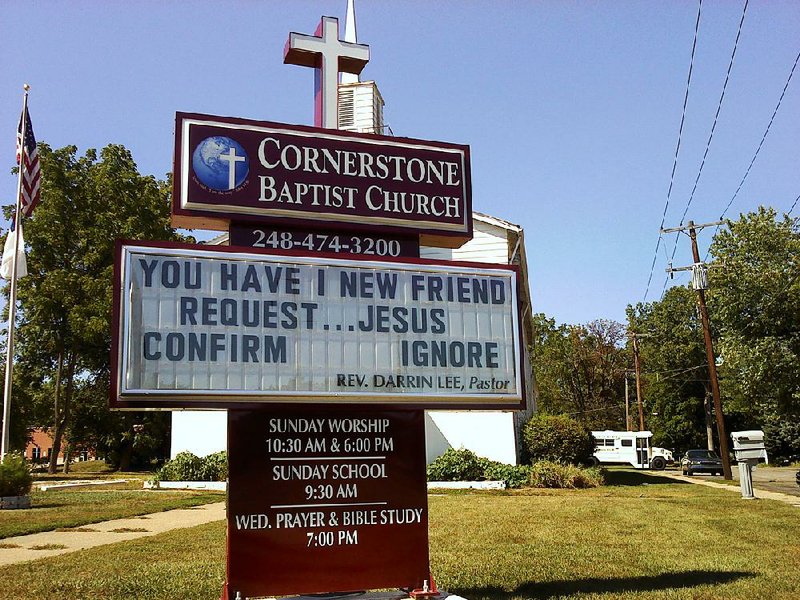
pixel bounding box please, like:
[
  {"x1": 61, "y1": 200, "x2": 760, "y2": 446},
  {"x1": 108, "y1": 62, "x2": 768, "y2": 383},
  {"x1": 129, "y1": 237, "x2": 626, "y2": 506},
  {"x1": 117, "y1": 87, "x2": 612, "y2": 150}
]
[
  {"x1": 625, "y1": 331, "x2": 650, "y2": 431},
  {"x1": 662, "y1": 219, "x2": 732, "y2": 480},
  {"x1": 624, "y1": 372, "x2": 631, "y2": 431},
  {"x1": 631, "y1": 335, "x2": 646, "y2": 431}
]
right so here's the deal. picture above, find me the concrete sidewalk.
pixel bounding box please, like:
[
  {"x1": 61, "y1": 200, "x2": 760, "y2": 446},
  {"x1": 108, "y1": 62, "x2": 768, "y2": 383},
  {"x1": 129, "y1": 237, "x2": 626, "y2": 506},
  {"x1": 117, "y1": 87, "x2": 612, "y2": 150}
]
[
  {"x1": 659, "y1": 472, "x2": 800, "y2": 507},
  {"x1": 0, "y1": 501, "x2": 225, "y2": 567}
]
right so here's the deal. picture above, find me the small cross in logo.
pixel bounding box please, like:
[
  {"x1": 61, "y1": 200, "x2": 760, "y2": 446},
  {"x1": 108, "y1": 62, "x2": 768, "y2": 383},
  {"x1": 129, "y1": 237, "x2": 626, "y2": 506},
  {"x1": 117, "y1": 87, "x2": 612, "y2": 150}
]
[{"x1": 220, "y1": 146, "x2": 246, "y2": 190}]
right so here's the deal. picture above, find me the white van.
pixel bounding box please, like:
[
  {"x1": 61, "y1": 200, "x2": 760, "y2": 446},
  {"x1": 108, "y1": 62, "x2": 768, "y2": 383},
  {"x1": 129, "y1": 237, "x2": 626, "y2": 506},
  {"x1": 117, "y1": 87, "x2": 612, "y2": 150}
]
[{"x1": 590, "y1": 430, "x2": 673, "y2": 470}]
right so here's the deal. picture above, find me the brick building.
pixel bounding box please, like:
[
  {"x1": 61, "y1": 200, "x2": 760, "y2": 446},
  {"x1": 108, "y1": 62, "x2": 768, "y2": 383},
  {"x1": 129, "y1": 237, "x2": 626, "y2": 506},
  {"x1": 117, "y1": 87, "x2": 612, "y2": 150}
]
[{"x1": 24, "y1": 428, "x2": 95, "y2": 464}]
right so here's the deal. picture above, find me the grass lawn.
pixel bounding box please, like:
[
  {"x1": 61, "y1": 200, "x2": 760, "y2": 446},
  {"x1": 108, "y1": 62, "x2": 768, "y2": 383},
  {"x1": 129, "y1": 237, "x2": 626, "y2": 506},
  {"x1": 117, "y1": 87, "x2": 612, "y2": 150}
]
[
  {"x1": 430, "y1": 471, "x2": 800, "y2": 599},
  {"x1": 30, "y1": 461, "x2": 155, "y2": 482},
  {"x1": 0, "y1": 471, "x2": 797, "y2": 599},
  {"x1": 0, "y1": 488, "x2": 224, "y2": 539}
]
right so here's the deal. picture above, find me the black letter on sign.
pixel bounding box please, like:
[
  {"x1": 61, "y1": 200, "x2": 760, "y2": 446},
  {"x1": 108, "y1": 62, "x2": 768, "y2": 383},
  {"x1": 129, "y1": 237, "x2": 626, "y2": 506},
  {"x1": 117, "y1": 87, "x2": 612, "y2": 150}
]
[
  {"x1": 139, "y1": 259, "x2": 158, "y2": 288},
  {"x1": 143, "y1": 332, "x2": 161, "y2": 360}
]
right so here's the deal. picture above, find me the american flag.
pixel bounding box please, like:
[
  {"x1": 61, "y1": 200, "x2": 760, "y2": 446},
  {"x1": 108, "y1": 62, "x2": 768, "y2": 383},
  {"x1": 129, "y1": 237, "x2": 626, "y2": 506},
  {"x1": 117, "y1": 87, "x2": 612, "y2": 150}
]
[{"x1": 16, "y1": 106, "x2": 41, "y2": 217}]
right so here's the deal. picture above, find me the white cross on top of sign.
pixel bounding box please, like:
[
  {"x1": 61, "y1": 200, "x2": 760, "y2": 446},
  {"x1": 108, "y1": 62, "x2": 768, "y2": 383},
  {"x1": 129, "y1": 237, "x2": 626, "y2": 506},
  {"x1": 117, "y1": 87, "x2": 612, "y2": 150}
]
[{"x1": 284, "y1": 16, "x2": 370, "y2": 130}]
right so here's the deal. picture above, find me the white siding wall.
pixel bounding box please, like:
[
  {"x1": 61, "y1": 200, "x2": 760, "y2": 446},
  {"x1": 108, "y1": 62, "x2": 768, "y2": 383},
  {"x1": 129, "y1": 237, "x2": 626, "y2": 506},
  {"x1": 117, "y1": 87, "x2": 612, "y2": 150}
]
[
  {"x1": 423, "y1": 219, "x2": 521, "y2": 466},
  {"x1": 418, "y1": 246, "x2": 452, "y2": 261},
  {"x1": 425, "y1": 412, "x2": 517, "y2": 465},
  {"x1": 451, "y1": 224, "x2": 509, "y2": 264},
  {"x1": 420, "y1": 223, "x2": 508, "y2": 264},
  {"x1": 171, "y1": 411, "x2": 226, "y2": 458}
]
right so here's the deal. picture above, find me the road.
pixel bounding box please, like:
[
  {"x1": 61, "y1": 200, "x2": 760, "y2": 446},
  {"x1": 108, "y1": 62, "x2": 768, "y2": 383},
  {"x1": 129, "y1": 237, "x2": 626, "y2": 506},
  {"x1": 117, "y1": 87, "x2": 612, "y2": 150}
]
[{"x1": 688, "y1": 465, "x2": 800, "y2": 497}]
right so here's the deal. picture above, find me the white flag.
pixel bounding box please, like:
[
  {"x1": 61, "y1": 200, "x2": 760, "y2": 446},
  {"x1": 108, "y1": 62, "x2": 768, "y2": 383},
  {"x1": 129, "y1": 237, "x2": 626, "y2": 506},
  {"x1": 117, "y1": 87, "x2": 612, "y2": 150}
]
[{"x1": 0, "y1": 220, "x2": 27, "y2": 280}]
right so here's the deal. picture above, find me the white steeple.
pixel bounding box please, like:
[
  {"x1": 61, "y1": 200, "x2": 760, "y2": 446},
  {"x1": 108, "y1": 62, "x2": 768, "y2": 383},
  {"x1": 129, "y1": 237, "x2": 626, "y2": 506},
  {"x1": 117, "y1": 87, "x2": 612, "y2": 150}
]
[
  {"x1": 341, "y1": 0, "x2": 359, "y2": 84},
  {"x1": 337, "y1": 0, "x2": 387, "y2": 134}
]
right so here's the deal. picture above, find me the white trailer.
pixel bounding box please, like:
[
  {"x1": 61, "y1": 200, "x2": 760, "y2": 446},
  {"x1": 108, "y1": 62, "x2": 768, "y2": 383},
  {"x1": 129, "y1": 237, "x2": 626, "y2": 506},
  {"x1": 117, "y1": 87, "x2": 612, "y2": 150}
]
[{"x1": 590, "y1": 430, "x2": 673, "y2": 470}]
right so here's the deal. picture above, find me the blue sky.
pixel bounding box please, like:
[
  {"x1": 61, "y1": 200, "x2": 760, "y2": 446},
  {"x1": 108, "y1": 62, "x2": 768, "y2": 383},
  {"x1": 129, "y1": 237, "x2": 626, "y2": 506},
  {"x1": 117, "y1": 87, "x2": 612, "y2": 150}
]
[{"x1": 2, "y1": 1, "x2": 798, "y2": 325}]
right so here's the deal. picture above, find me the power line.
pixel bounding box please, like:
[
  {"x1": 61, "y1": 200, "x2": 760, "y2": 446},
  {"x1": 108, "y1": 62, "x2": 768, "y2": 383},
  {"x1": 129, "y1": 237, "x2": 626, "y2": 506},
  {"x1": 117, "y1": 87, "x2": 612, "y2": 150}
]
[
  {"x1": 702, "y1": 48, "x2": 800, "y2": 261},
  {"x1": 665, "y1": 0, "x2": 749, "y2": 296},
  {"x1": 673, "y1": 0, "x2": 749, "y2": 237},
  {"x1": 789, "y1": 193, "x2": 800, "y2": 216},
  {"x1": 642, "y1": 0, "x2": 703, "y2": 303},
  {"x1": 564, "y1": 404, "x2": 626, "y2": 417},
  {"x1": 718, "y1": 48, "x2": 800, "y2": 221},
  {"x1": 643, "y1": 364, "x2": 706, "y2": 377}
]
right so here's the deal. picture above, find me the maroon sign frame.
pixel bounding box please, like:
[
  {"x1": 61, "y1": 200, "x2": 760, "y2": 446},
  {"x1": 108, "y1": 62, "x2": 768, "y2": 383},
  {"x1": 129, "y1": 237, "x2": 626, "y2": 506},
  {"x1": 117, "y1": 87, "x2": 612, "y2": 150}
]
[
  {"x1": 225, "y1": 407, "x2": 429, "y2": 599},
  {"x1": 110, "y1": 239, "x2": 526, "y2": 411},
  {"x1": 172, "y1": 112, "x2": 472, "y2": 248}
]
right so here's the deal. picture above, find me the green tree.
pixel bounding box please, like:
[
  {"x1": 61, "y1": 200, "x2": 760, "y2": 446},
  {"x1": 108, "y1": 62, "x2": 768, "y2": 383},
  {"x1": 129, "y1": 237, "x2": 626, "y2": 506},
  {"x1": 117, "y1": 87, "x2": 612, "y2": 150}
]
[
  {"x1": 710, "y1": 207, "x2": 800, "y2": 418},
  {"x1": 3, "y1": 143, "x2": 186, "y2": 472},
  {"x1": 626, "y1": 208, "x2": 800, "y2": 459},
  {"x1": 627, "y1": 286, "x2": 711, "y2": 452},
  {"x1": 532, "y1": 314, "x2": 628, "y2": 429}
]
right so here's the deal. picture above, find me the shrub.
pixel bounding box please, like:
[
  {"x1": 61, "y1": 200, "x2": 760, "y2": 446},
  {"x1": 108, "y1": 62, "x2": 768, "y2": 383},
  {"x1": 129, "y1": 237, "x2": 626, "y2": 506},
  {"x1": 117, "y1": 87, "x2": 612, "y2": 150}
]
[
  {"x1": 477, "y1": 457, "x2": 531, "y2": 489},
  {"x1": 155, "y1": 452, "x2": 207, "y2": 482},
  {"x1": 426, "y1": 448, "x2": 483, "y2": 481},
  {"x1": 427, "y1": 449, "x2": 531, "y2": 488},
  {"x1": 0, "y1": 453, "x2": 33, "y2": 497},
  {"x1": 522, "y1": 413, "x2": 594, "y2": 465},
  {"x1": 202, "y1": 451, "x2": 228, "y2": 481},
  {"x1": 155, "y1": 451, "x2": 229, "y2": 482},
  {"x1": 528, "y1": 460, "x2": 604, "y2": 489},
  {"x1": 569, "y1": 464, "x2": 604, "y2": 488}
]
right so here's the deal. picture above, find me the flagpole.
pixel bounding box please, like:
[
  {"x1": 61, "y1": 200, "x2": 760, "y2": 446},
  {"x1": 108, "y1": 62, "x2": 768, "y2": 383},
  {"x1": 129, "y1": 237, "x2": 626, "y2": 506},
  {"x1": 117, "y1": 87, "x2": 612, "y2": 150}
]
[{"x1": 1, "y1": 84, "x2": 30, "y2": 460}]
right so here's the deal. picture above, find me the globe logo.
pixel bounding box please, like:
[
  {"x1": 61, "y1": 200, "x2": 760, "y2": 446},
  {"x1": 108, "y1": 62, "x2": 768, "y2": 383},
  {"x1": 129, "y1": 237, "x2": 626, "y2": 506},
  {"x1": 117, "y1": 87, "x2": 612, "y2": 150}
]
[{"x1": 192, "y1": 136, "x2": 250, "y2": 192}]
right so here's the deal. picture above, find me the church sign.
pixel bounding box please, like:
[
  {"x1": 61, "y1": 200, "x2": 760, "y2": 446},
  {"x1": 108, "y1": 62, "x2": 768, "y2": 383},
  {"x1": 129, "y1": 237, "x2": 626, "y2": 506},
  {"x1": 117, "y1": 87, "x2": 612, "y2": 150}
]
[
  {"x1": 109, "y1": 7, "x2": 527, "y2": 597},
  {"x1": 172, "y1": 112, "x2": 473, "y2": 247},
  {"x1": 226, "y1": 407, "x2": 429, "y2": 597},
  {"x1": 111, "y1": 240, "x2": 524, "y2": 410}
]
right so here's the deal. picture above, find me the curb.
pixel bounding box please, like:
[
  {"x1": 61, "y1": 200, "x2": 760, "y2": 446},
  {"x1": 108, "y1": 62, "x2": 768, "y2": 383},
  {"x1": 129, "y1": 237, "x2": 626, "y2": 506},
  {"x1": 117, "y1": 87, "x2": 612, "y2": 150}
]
[
  {"x1": 659, "y1": 471, "x2": 800, "y2": 506},
  {"x1": 144, "y1": 481, "x2": 227, "y2": 491}
]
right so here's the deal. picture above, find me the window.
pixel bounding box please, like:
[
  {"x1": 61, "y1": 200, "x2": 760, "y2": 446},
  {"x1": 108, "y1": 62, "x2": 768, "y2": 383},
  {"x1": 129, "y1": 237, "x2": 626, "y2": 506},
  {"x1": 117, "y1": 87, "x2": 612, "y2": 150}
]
[
  {"x1": 31, "y1": 447, "x2": 41, "y2": 460},
  {"x1": 338, "y1": 88, "x2": 355, "y2": 129},
  {"x1": 594, "y1": 439, "x2": 615, "y2": 448},
  {"x1": 688, "y1": 450, "x2": 718, "y2": 459},
  {"x1": 621, "y1": 439, "x2": 633, "y2": 447}
]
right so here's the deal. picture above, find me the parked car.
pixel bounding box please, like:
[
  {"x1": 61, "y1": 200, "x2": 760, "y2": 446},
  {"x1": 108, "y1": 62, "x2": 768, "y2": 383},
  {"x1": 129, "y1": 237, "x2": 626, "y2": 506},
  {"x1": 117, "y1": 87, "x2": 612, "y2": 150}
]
[{"x1": 681, "y1": 449, "x2": 724, "y2": 476}]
